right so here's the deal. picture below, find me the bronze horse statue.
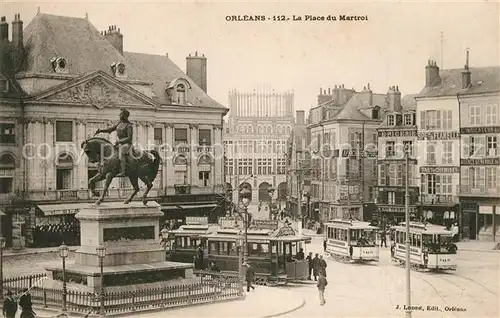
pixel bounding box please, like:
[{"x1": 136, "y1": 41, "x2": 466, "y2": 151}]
[{"x1": 81, "y1": 137, "x2": 161, "y2": 205}]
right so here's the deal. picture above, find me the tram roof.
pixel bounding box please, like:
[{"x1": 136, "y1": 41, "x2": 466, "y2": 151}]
[
  {"x1": 392, "y1": 222, "x2": 453, "y2": 235},
  {"x1": 168, "y1": 224, "x2": 218, "y2": 235},
  {"x1": 324, "y1": 219, "x2": 377, "y2": 230}
]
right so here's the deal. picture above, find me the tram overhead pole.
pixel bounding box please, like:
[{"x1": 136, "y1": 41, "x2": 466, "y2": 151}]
[{"x1": 404, "y1": 147, "x2": 412, "y2": 318}]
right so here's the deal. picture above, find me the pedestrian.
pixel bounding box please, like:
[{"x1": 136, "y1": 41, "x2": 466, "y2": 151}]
[
  {"x1": 295, "y1": 248, "x2": 305, "y2": 260},
  {"x1": 380, "y1": 229, "x2": 387, "y2": 248},
  {"x1": 244, "y1": 263, "x2": 255, "y2": 292},
  {"x1": 19, "y1": 289, "x2": 36, "y2": 318},
  {"x1": 306, "y1": 252, "x2": 313, "y2": 280},
  {"x1": 323, "y1": 239, "x2": 327, "y2": 252},
  {"x1": 317, "y1": 272, "x2": 328, "y2": 306},
  {"x1": 319, "y1": 255, "x2": 327, "y2": 277},
  {"x1": 2, "y1": 290, "x2": 17, "y2": 318},
  {"x1": 312, "y1": 253, "x2": 320, "y2": 281}
]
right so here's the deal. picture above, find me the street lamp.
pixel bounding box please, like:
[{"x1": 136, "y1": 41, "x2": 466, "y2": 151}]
[
  {"x1": 160, "y1": 228, "x2": 169, "y2": 260},
  {"x1": 268, "y1": 187, "x2": 276, "y2": 220},
  {"x1": 0, "y1": 237, "x2": 6, "y2": 300},
  {"x1": 59, "y1": 242, "x2": 69, "y2": 312},
  {"x1": 236, "y1": 235, "x2": 244, "y2": 296},
  {"x1": 96, "y1": 245, "x2": 106, "y2": 316},
  {"x1": 239, "y1": 188, "x2": 252, "y2": 264},
  {"x1": 404, "y1": 147, "x2": 412, "y2": 318}
]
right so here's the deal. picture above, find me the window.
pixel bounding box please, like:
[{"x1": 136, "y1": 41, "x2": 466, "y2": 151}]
[
  {"x1": 174, "y1": 128, "x2": 188, "y2": 145},
  {"x1": 442, "y1": 141, "x2": 453, "y2": 164},
  {"x1": 440, "y1": 175, "x2": 452, "y2": 194},
  {"x1": 199, "y1": 129, "x2": 211, "y2": 146},
  {"x1": 442, "y1": 110, "x2": 453, "y2": 130},
  {"x1": 486, "y1": 167, "x2": 497, "y2": 189},
  {"x1": 426, "y1": 142, "x2": 436, "y2": 164},
  {"x1": 87, "y1": 169, "x2": 103, "y2": 189},
  {"x1": 486, "y1": 104, "x2": 498, "y2": 125},
  {"x1": 225, "y1": 158, "x2": 234, "y2": 175},
  {"x1": 379, "y1": 164, "x2": 386, "y2": 186},
  {"x1": 487, "y1": 136, "x2": 498, "y2": 157},
  {"x1": 277, "y1": 158, "x2": 286, "y2": 174},
  {"x1": 154, "y1": 127, "x2": 163, "y2": 146},
  {"x1": 404, "y1": 114, "x2": 413, "y2": 126},
  {"x1": 0, "y1": 123, "x2": 15, "y2": 144},
  {"x1": 386, "y1": 141, "x2": 395, "y2": 157},
  {"x1": 469, "y1": 136, "x2": 475, "y2": 156},
  {"x1": 175, "y1": 171, "x2": 186, "y2": 184},
  {"x1": 176, "y1": 84, "x2": 186, "y2": 104},
  {"x1": 238, "y1": 158, "x2": 253, "y2": 175},
  {"x1": 372, "y1": 107, "x2": 380, "y2": 119},
  {"x1": 396, "y1": 164, "x2": 403, "y2": 186},
  {"x1": 469, "y1": 106, "x2": 481, "y2": 125},
  {"x1": 56, "y1": 121, "x2": 73, "y2": 142},
  {"x1": 257, "y1": 158, "x2": 272, "y2": 175},
  {"x1": 388, "y1": 192, "x2": 395, "y2": 205},
  {"x1": 56, "y1": 153, "x2": 74, "y2": 190},
  {"x1": 276, "y1": 140, "x2": 286, "y2": 154},
  {"x1": 427, "y1": 174, "x2": 437, "y2": 194},
  {"x1": 0, "y1": 153, "x2": 15, "y2": 194},
  {"x1": 199, "y1": 171, "x2": 210, "y2": 187},
  {"x1": 403, "y1": 141, "x2": 413, "y2": 157},
  {"x1": 425, "y1": 110, "x2": 437, "y2": 129},
  {"x1": 387, "y1": 115, "x2": 395, "y2": 126}
]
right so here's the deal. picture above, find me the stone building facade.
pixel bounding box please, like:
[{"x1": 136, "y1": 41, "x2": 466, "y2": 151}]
[{"x1": 0, "y1": 13, "x2": 227, "y2": 247}]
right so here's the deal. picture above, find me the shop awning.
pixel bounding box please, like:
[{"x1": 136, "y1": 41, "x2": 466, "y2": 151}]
[
  {"x1": 37, "y1": 203, "x2": 89, "y2": 216},
  {"x1": 180, "y1": 204, "x2": 218, "y2": 209}
]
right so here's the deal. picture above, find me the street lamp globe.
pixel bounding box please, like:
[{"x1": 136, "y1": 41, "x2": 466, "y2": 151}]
[
  {"x1": 59, "y1": 242, "x2": 69, "y2": 258},
  {"x1": 0, "y1": 237, "x2": 5, "y2": 249},
  {"x1": 96, "y1": 245, "x2": 106, "y2": 258},
  {"x1": 240, "y1": 188, "x2": 252, "y2": 207},
  {"x1": 268, "y1": 187, "x2": 275, "y2": 196},
  {"x1": 160, "y1": 227, "x2": 169, "y2": 239}
]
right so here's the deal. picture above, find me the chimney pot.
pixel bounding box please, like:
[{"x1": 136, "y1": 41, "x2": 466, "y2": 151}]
[
  {"x1": 334, "y1": 85, "x2": 337, "y2": 89},
  {"x1": 195, "y1": 51, "x2": 198, "y2": 56},
  {"x1": 328, "y1": 88, "x2": 331, "y2": 94},
  {"x1": 363, "y1": 86, "x2": 366, "y2": 90},
  {"x1": 396, "y1": 86, "x2": 399, "y2": 91},
  {"x1": 367, "y1": 83, "x2": 370, "y2": 90},
  {"x1": 342, "y1": 84, "x2": 344, "y2": 88}
]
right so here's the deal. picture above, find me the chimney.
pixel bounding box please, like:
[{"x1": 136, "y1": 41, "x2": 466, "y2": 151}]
[
  {"x1": 0, "y1": 16, "x2": 8, "y2": 42},
  {"x1": 296, "y1": 110, "x2": 305, "y2": 125},
  {"x1": 317, "y1": 87, "x2": 333, "y2": 105},
  {"x1": 186, "y1": 52, "x2": 208, "y2": 93},
  {"x1": 462, "y1": 49, "x2": 471, "y2": 89},
  {"x1": 388, "y1": 85, "x2": 402, "y2": 112},
  {"x1": 103, "y1": 25, "x2": 123, "y2": 55},
  {"x1": 425, "y1": 59, "x2": 440, "y2": 87},
  {"x1": 11, "y1": 14, "x2": 23, "y2": 48}
]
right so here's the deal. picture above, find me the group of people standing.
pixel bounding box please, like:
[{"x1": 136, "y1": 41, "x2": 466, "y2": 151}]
[
  {"x1": 2, "y1": 289, "x2": 35, "y2": 318},
  {"x1": 306, "y1": 252, "x2": 327, "y2": 280}
]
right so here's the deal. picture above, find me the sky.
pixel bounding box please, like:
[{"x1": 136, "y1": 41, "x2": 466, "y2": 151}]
[{"x1": 2, "y1": 0, "x2": 499, "y2": 114}]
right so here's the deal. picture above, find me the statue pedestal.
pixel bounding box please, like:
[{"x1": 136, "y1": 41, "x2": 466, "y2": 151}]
[{"x1": 44, "y1": 202, "x2": 194, "y2": 293}]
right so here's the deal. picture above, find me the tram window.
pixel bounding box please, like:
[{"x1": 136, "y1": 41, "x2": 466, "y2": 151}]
[
  {"x1": 261, "y1": 244, "x2": 269, "y2": 254},
  {"x1": 220, "y1": 242, "x2": 229, "y2": 255},
  {"x1": 416, "y1": 235, "x2": 421, "y2": 247},
  {"x1": 186, "y1": 237, "x2": 191, "y2": 247},
  {"x1": 229, "y1": 242, "x2": 238, "y2": 256},
  {"x1": 342, "y1": 229, "x2": 347, "y2": 241},
  {"x1": 210, "y1": 242, "x2": 218, "y2": 254}
]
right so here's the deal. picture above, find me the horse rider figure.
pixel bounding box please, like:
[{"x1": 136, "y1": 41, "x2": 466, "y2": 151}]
[{"x1": 95, "y1": 108, "x2": 134, "y2": 177}]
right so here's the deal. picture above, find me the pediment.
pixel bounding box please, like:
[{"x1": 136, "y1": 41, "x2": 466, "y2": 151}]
[{"x1": 32, "y1": 71, "x2": 158, "y2": 109}]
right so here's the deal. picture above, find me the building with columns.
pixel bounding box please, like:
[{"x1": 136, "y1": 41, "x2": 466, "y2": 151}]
[
  {"x1": 223, "y1": 87, "x2": 294, "y2": 215},
  {"x1": 0, "y1": 13, "x2": 227, "y2": 247}
]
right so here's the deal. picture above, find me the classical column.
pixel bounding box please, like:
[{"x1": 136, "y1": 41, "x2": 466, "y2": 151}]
[
  {"x1": 43, "y1": 118, "x2": 55, "y2": 191},
  {"x1": 165, "y1": 124, "x2": 174, "y2": 189},
  {"x1": 189, "y1": 124, "x2": 198, "y2": 186},
  {"x1": 23, "y1": 118, "x2": 36, "y2": 192},
  {"x1": 32, "y1": 119, "x2": 44, "y2": 190},
  {"x1": 76, "y1": 119, "x2": 87, "y2": 189}
]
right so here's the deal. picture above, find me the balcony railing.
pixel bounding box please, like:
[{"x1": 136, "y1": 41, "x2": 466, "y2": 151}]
[
  {"x1": 23, "y1": 188, "x2": 164, "y2": 202},
  {"x1": 458, "y1": 185, "x2": 500, "y2": 197},
  {"x1": 419, "y1": 194, "x2": 458, "y2": 205}
]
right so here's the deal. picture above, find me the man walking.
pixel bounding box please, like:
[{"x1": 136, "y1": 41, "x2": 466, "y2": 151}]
[
  {"x1": 317, "y1": 272, "x2": 328, "y2": 306},
  {"x1": 319, "y1": 255, "x2": 327, "y2": 277},
  {"x1": 380, "y1": 228, "x2": 387, "y2": 248},
  {"x1": 2, "y1": 290, "x2": 17, "y2": 318},
  {"x1": 244, "y1": 263, "x2": 255, "y2": 292},
  {"x1": 306, "y1": 252, "x2": 313, "y2": 280},
  {"x1": 312, "y1": 253, "x2": 320, "y2": 281}
]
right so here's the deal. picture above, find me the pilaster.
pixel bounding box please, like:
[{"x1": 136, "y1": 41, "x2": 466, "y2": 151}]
[
  {"x1": 44, "y1": 118, "x2": 56, "y2": 191},
  {"x1": 32, "y1": 120, "x2": 44, "y2": 190},
  {"x1": 165, "y1": 124, "x2": 174, "y2": 187},
  {"x1": 189, "y1": 124, "x2": 198, "y2": 186},
  {"x1": 214, "y1": 125, "x2": 223, "y2": 186}
]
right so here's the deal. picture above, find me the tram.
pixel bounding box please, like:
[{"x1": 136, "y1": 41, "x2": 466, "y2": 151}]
[
  {"x1": 323, "y1": 219, "x2": 380, "y2": 263},
  {"x1": 391, "y1": 222, "x2": 457, "y2": 271},
  {"x1": 203, "y1": 218, "x2": 311, "y2": 285}
]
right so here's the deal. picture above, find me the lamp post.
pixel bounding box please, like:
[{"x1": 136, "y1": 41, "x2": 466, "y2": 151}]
[
  {"x1": 239, "y1": 188, "x2": 252, "y2": 264},
  {"x1": 404, "y1": 148, "x2": 412, "y2": 318},
  {"x1": 96, "y1": 245, "x2": 106, "y2": 316},
  {"x1": 160, "y1": 228, "x2": 169, "y2": 260},
  {"x1": 59, "y1": 242, "x2": 69, "y2": 312},
  {"x1": 268, "y1": 187, "x2": 275, "y2": 220},
  {"x1": 237, "y1": 235, "x2": 244, "y2": 296},
  {"x1": 0, "y1": 237, "x2": 6, "y2": 300}
]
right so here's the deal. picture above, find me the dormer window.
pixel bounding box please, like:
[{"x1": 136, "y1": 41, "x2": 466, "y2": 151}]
[
  {"x1": 372, "y1": 106, "x2": 380, "y2": 119},
  {"x1": 404, "y1": 113, "x2": 414, "y2": 126},
  {"x1": 50, "y1": 57, "x2": 69, "y2": 74},
  {"x1": 387, "y1": 114, "x2": 395, "y2": 126},
  {"x1": 177, "y1": 84, "x2": 186, "y2": 104},
  {"x1": 111, "y1": 62, "x2": 126, "y2": 78}
]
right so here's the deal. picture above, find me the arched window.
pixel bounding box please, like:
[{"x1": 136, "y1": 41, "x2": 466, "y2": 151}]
[
  {"x1": 286, "y1": 126, "x2": 291, "y2": 134},
  {"x1": 277, "y1": 126, "x2": 283, "y2": 134},
  {"x1": 257, "y1": 126, "x2": 262, "y2": 134},
  {"x1": 56, "y1": 153, "x2": 74, "y2": 190},
  {"x1": 267, "y1": 126, "x2": 272, "y2": 134},
  {"x1": 0, "y1": 153, "x2": 15, "y2": 194},
  {"x1": 176, "y1": 84, "x2": 186, "y2": 104},
  {"x1": 372, "y1": 106, "x2": 380, "y2": 119},
  {"x1": 248, "y1": 125, "x2": 253, "y2": 134}
]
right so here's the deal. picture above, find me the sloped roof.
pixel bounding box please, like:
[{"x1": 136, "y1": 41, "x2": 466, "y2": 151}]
[
  {"x1": 418, "y1": 66, "x2": 500, "y2": 98},
  {"x1": 23, "y1": 13, "x2": 126, "y2": 76},
  {"x1": 124, "y1": 52, "x2": 225, "y2": 108},
  {"x1": 401, "y1": 94, "x2": 417, "y2": 110}
]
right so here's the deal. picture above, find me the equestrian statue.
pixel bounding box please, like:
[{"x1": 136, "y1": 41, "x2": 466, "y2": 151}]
[{"x1": 81, "y1": 109, "x2": 162, "y2": 205}]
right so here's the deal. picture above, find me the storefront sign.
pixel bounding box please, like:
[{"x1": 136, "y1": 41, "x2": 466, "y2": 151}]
[
  {"x1": 186, "y1": 216, "x2": 209, "y2": 225},
  {"x1": 461, "y1": 202, "x2": 478, "y2": 213},
  {"x1": 275, "y1": 225, "x2": 295, "y2": 237},
  {"x1": 378, "y1": 130, "x2": 417, "y2": 138},
  {"x1": 419, "y1": 166, "x2": 460, "y2": 174},
  {"x1": 417, "y1": 131, "x2": 460, "y2": 140},
  {"x1": 460, "y1": 126, "x2": 500, "y2": 134},
  {"x1": 378, "y1": 206, "x2": 417, "y2": 213},
  {"x1": 379, "y1": 159, "x2": 417, "y2": 165},
  {"x1": 461, "y1": 158, "x2": 500, "y2": 166},
  {"x1": 252, "y1": 219, "x2": 278, "y2": 229},
  {"x1": 478, "y1": 205, "x2": 494, "y2": 215},
  {"x1": 338, "y1": 149, "x2": 378, "y2": 158},
  {"x1": 175, "y1": 146, "x2": 190, "y2": 153}
]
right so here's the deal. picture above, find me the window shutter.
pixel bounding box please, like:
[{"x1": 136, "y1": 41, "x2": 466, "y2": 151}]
[
  {"x1": 436, "y1": 110, "x2": 441, "y2": 129},
  {"x1": 479, "y1": 167, "x2": 486, "y2": 189},
  {"x1": 478, "y1": 136, "x2": 486, "y2": 156},
  {"x1": 462, "y1": 167, "x2": 469, "y2": 187},
  {"x1": 420, "y1": 174, "x2": 426, "y2": 194},
  {"x1": 420, "y1": 111, "x2": 426, "y2": 129},
  {"x1": 379, "y1": 164, "x2": 386, "y2": 185}
]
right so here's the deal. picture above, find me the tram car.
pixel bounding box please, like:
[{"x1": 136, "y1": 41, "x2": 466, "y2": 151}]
[
  {"x1": 391, "y1": 222, "x2": 457, "y2": 271},
  {"x1": 203, "y1": 218, "x2": 312, "y2": 286},
  {"x1": 323, "y1": 219, "x2": 380, "y2": 263}
]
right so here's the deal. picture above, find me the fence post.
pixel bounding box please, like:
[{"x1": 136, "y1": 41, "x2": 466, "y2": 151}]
[
  {"x1": 188, "y1": 284, "x2": 192, "y2": 304},
  {"x1": 132, "y1": 291, "x2": 136, "y2": 311},
  {"x1": 43, "y1": 290, "x2": 47, "y2": 308}
]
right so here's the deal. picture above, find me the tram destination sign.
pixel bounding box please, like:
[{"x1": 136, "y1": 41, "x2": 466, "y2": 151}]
[
  {"x1": 417, "y1": 131, "x2": 460, "y2": 140},
  {"x1": 460, "y1": 158, "x2": 500, "y2": 166},
  {"x1": 419, "y1": 166, "x2": 460, "y2": 174},
  {"x1": 460, "y1": 126, "x2": 500, "y2": 134}
]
